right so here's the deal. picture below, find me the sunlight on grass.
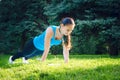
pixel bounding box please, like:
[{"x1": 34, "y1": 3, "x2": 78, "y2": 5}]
[{"x1": 0, "y1": 54, "x2": 120, "y2": 80}]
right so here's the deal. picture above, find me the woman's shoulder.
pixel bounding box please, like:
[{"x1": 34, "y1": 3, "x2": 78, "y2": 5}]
[
  {"x1": 47, "y1": 25, "x2": 58, "y2": 31},
  {"x1": 46, "y1": 25, "x2": 58, "y2": 37}
]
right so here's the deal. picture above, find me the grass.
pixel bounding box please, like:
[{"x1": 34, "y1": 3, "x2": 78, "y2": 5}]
[{"x1": 0, "y1": 54, "x2": 120, "y2": 80}]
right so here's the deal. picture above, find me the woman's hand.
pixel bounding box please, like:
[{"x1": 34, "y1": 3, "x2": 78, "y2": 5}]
[{"x1": 63, "y1": 45, "x2": 70, "y2": 63}]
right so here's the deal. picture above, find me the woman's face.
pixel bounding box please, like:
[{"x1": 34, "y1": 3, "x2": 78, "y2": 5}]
[{"x1": 61, "y1": 24, "x2": 75, "y2": 36}]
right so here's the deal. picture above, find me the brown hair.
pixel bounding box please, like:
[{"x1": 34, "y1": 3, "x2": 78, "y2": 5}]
[{"x1": 60, "y1": 17, "x2": 75, "y2": 49}]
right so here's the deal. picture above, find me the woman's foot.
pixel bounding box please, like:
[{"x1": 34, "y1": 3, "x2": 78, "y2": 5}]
[
  {"x1": 9, "y1": 56, "x2": 14, "y2": 64},
  {"x1": 22, "y1": 57, "x2": 29, "y2": 64}
]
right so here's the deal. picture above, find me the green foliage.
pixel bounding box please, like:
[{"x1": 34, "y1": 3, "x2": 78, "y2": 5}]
[
  {"x1": 0, "y1": 0, "x2": 120, "y2": 55},
  {"x1": 50, "y1": 45, "x2": 63, "y2": 55},
  {"x1": 0, "y1": 0, "x2": 48, "y2": 54},
  {"x1": 43, "y1": 0, "x2": 120, "y2": 55},
  {"x1": 72, "y1": 18, "x2": 119, "y2": 54},
  {"x1": 79, "y1": 37, "x2": 97, "y2": 54}
]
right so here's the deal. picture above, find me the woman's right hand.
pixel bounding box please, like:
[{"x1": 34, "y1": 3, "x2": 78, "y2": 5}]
[{"x1": 41, "y1": 27, "x2": 53, "y2": 62}]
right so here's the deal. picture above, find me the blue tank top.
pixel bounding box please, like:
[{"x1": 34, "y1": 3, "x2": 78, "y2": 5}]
[{"x1": 33, "y1": 25, "x2": 62, "y2": 50}]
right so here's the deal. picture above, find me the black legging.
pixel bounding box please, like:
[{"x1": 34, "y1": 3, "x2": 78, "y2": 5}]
[{"x1": 12, "y1": 39, "x2": 44, "y2": 61}]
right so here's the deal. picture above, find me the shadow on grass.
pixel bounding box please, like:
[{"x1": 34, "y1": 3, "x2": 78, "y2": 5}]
[
  {"x1": 70, "y1": 54, "x2": 120, "y2": 60},
  {"x1": 0, "y1": 54, "x2": 120, "y2": 69},
  {"x1": 0, "y1": 54, "x2": 26, "y2": 69},
  {"x1": 23, "y1": 64, "x2": 120, "y2": 80},
  {"x1": 0, "y1": 63, "x2": 24, "y2": 69}
]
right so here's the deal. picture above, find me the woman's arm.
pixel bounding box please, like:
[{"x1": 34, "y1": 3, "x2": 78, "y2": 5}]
[
  {"x1": 63, "y1": 45, "x2": 70, "y2": 63},
  {"x1": 41, "y1": 27, "x2": 53, "y2": 62}
]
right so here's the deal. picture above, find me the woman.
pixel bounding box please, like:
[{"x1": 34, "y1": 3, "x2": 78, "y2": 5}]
[{"x1": 9, "y1": 17, "x2": 75, "y2": 64}]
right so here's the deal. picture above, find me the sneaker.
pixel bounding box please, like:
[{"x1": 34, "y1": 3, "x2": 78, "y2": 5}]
[
  {"x1": 9, "y1": 56, "x2": 14, "y2": 64},
  {"x1": 22, "y1": 57, "x2": 29, "y2": 64}
]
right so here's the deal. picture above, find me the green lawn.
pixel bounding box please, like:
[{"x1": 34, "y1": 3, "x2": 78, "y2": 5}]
[{"x1": 0, "y1": 54, "x2": 120, "y2": 80}]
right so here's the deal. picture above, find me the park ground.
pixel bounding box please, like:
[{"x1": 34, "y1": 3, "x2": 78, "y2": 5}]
[{"x1": 0, "y1": 54, "x2": 120, "y2": 80}]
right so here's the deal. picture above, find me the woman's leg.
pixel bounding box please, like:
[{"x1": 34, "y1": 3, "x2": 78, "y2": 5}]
[
  {"x1": 11, "y1": 39, "x2": 36, "y2": 61},
  {"x1": 25, "y1": 50, "x2": 44, "y2": 60}
]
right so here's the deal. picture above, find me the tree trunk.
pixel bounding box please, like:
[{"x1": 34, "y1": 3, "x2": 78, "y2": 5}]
[
  {"x1": 109, "y1": 43, "x2": 118, "y2": 56},
  {"x1": 18, "y1": 30, "x2": 28, "y2": 52}
]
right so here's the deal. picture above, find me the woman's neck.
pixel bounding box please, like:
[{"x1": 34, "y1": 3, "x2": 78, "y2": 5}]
[{"x1": 55, "y1": 27, "x2": 63, "y2": 40}]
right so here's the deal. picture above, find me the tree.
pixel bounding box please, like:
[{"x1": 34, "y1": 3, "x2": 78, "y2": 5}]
[
  {"x1": 0, "y1": 0, "x2": 48, "y2": 54},
  {"x1": 0, "y1": 0, "x2": 120, "y2": 55},
  {"x1": 44, "y1": 0, "x2": 120, "y2": 55}
]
